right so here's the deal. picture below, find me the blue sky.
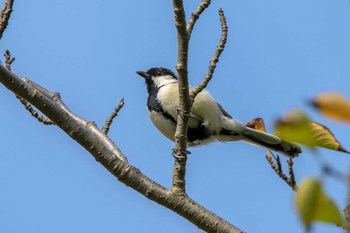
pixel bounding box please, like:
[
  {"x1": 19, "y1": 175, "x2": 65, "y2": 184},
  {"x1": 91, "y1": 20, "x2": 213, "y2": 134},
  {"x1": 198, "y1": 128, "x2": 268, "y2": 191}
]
[{"x1": 1, "y1": 0, "x2": 350, "y2": 232}]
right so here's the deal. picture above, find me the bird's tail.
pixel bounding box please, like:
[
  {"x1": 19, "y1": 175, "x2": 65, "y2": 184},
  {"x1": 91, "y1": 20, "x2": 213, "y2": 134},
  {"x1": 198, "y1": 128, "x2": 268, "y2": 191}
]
[{"x1": 242, "y1": 127, "x2": 301, "y2": 158}]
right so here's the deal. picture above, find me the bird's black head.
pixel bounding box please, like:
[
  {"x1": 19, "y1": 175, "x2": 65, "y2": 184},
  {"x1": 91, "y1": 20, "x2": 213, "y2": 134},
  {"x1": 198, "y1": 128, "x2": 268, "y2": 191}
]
[
  {"x1": 136, "y1": 67, "x2": 177, "y2": 94},
  {"x1": 146, "y1": 67, "x2": 177, "y2": 79},
  {"x1": 136, "y1": 67, "x2": 177, "y2": 80}
]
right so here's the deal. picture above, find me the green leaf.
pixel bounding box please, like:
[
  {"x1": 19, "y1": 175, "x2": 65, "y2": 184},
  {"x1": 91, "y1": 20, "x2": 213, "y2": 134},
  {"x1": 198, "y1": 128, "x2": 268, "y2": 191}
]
[
  {"x1": 295, "y1": 178, "x2": 345, "y2": 230},
  {"x1": 316, "y1": 193, "x2": 345, "y2": 227},
  {"x1": 295, "y1": 178, "x2": 321, "y2": 229},
  {"x1": 274, "y1": 111, "x2": 316, "y2": 148},
  {"x1": 274, "y1": 110, "x2": 349, "y2": 153}
]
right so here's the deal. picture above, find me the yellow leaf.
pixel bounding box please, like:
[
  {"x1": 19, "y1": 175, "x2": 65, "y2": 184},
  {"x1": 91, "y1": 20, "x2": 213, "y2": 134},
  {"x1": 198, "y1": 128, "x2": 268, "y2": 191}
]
[
  {"x1": 295, "y1": 178, "x2": 345, "y2": 230},
  {"x1": 274, "y1": 110, "x2": 349, "y2": 153},
  {"x1": 311, "y1": 92, "x2": 350, "y2": 123},
  {"x1": 309, "y1": 122, "x2": 349, "y2": 153},
  {"x1": 274, "y1": 111, "x2": 316, "y2": 148}
]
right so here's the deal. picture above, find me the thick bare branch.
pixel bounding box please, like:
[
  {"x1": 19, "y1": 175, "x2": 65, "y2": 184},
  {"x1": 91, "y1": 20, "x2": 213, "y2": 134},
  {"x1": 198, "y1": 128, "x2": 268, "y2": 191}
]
[
  {"x1": 172, "y1": 0, "x2": 191, "y2": 194},
  {"x1": 186, "y1": 0, "x2": 211, "y2": 36},
  {"x1": 0, "y1": 64, "x2": 243, "y2": 233},
  {"x1": 0, "y1": 0, "x2": 14, "y2": 39},
  {"x1": 169, "y1": 3, "x2": 243, "y2": 230},
  {"x1": 102, "y1": 97, "x2": 125, "y2": 134},
  {"x1": 0, "y1": 66, "x2": 128, "y2": 162},
  {"x1": 171, "y1": 1, "x2": 227, "y2": 196},
  {"x1": 171, "y1": 0, "x2": 228, "y2": 203},
  {"x1": 191, "y1": 8, "x2": 228, "y2": 100}
]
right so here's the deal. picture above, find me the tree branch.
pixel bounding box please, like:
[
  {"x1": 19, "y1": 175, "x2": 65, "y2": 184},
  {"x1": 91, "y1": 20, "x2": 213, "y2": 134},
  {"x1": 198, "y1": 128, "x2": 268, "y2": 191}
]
[
  {"x1": 0, "y1": 0, "x2": 14, "y2": 39},
  {"x1": 186, "y1": 0, "x2": 211, "y2": 36},
  {"x1": 171, "y1": 0, "x2": 191, "y2": 194},
  {"x1": 0, "y1": 64, "x2": 243, "y2": 233},
  {"x1": 0, "y1": 66, "x2": 128, "y2": 162},
  {"x1": 171, "y1": 4, "x2": 228, "y2": 195}
]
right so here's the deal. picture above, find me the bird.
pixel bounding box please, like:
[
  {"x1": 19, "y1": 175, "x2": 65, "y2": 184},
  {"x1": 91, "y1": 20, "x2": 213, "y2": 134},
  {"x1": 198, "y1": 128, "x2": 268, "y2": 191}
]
[{"x1": 136, "y1": 67, "x2": 301, "y2": 157}]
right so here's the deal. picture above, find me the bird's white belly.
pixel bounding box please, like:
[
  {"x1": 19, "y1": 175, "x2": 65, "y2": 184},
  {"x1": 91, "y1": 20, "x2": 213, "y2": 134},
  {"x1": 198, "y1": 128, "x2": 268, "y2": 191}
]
[{"x1": 147, "y1": 109, "x2": 176, "y2": 142}]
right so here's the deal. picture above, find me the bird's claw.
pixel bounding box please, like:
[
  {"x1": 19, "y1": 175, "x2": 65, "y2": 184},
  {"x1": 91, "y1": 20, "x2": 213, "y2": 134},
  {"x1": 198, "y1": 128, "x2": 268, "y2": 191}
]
[{"x1": 172, "y1": 148, "x2": 191, "y2": 159}]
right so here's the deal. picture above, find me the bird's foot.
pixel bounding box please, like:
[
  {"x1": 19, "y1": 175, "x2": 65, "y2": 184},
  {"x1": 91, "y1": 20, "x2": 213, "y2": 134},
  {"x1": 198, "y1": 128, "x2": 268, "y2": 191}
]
[{"x1": 172, "y1": 148, "x2": 191, "y2": 159}]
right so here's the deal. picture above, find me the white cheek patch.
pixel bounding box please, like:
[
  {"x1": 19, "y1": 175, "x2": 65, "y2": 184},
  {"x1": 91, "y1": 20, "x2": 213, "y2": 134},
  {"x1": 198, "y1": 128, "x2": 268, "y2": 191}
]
[{"x1": 152, "y1": 75, "x2": 177, "y2": 87}]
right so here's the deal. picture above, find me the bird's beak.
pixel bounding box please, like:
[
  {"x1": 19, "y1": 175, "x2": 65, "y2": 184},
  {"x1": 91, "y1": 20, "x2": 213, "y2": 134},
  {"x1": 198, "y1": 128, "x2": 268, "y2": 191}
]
[{"x1": 136, "y1": 71, "x2": 150, "y2": 79}]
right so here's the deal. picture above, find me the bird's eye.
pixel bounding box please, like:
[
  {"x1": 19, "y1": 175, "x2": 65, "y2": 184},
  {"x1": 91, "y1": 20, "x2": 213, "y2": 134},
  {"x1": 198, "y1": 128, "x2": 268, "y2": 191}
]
[{"x1": 156, "y1": 70, "x2": 162, "y2": 76}]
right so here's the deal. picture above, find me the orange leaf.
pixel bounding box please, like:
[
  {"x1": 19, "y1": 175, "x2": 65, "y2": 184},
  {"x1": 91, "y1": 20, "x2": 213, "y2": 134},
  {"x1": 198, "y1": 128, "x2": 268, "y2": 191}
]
[
  {"x1": 311, "y1": 93, "x2": 350, "y2": 123},
  {"x1": 246, "y1": 117, "x2": 267, "y2": 132}
]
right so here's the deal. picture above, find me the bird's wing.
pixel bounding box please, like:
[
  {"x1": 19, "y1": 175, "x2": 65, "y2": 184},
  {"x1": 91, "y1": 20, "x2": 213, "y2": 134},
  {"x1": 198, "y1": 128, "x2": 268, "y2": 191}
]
[{"x1": 216, "y1": 102, "x2": 233, "y2": 119}]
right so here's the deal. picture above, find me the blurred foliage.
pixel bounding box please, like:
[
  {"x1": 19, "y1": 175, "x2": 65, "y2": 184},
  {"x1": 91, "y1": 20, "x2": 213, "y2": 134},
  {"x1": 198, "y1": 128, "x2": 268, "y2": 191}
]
[
  {"x1": 295, "y1": 178, "x2": 345, "y2": 230},
  {"x1": 274, "y1": 111, "x2": 349, "y2": 153},
  {"x1": 311, "y1": 93, "x2": 350, "y2": 123}
]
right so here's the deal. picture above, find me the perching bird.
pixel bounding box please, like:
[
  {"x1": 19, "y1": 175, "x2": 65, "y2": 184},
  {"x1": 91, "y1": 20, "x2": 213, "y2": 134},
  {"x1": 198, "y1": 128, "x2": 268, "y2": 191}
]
[{"x1": 136, "y1": 67, "x2": 301, "y2": 157}]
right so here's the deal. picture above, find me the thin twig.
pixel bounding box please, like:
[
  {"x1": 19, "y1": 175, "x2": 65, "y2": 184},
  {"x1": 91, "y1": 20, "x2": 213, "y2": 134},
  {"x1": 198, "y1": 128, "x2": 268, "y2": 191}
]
[
  {"x1": 265, "y1": 153, "x2": 288, "y2": 183},
  {"x1": 265, "y1": 153, "x2": 282, "y2": 176},
  {"x1": 15, "y1": 95, "x2": 54, "y2": 125},
  {"x1": 191, "y1": 8, "x2": 228, "y2": 100},
  {"x1": 186, "y1": 0, "x2": 211, "y2": 36},
  {"x1": 287, "y1": 158, "x2": 297, "y2": 190},
  {"x1": 0, "y1": 0, "x2": 14, "y2": 39},
  {"x1": 276, "y1": 155, "x2": 283, "y2": 172},
  {"x1": 265, "y1": 152, "x2": 297, "y2": 191},
  {"x1": 3, "y1": 51, "x2": 54, "y2": 125},
  {"x1": 4, "y1": 50, "x2": 14, "y2": 71},
  {"x1": 102, "y1": 97, "x2": 125, "y2": 134}
]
